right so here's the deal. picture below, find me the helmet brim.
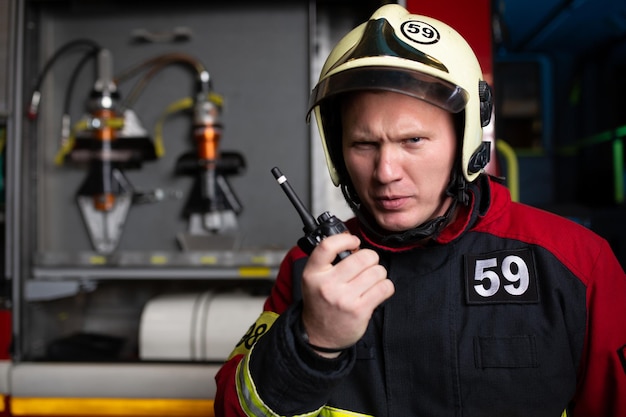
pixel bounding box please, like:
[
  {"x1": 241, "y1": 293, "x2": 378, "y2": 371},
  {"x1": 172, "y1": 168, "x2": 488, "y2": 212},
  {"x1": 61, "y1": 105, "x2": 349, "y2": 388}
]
[{"x1": 308, "y1": 65, "x2": 469, "y2": 117}]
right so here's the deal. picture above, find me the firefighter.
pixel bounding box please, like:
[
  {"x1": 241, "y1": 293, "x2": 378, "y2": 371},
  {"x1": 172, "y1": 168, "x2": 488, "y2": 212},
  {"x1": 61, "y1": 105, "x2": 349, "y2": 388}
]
[{"x1": 215, "y1": 4, "x2": 626, "y2": 416}]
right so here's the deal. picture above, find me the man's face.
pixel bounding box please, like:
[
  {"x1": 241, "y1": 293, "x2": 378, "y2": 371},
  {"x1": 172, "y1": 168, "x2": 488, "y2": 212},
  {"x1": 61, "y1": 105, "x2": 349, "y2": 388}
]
[{"x1": 341, "y1": 90, "x2": 457, "y2": 232}]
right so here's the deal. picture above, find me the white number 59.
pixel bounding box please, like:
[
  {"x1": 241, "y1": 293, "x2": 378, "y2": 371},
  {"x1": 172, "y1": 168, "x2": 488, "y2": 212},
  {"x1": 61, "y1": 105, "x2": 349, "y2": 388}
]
[{"x1": 474, "y1": 255, "x2": 529, "y2": 297}]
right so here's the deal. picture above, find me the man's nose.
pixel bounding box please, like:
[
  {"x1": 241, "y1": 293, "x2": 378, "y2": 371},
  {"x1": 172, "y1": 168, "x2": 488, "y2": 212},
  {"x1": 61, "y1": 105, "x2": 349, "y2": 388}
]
[{"x1": 374, "y1": 145, "x2": 401, "y2": 183}]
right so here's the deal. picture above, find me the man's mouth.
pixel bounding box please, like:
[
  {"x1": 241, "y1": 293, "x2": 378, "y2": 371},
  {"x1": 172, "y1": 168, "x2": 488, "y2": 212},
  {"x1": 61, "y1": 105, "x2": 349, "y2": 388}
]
[{"x1": 374, "y1": 195, "x2": 408, "y2": 210}]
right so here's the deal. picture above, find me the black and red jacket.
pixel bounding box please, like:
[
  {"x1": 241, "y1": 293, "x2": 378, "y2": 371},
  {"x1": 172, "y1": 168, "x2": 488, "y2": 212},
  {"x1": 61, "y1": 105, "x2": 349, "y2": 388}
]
[{"x1": 215, "y1": 176, "x2": 626, "y2": 417}]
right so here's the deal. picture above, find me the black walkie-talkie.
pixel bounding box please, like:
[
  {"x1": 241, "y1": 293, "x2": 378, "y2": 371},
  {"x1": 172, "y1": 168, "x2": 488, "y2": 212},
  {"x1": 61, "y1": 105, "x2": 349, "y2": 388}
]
[{"x1": 271, "y1": 167, "x2": 351, "y2": 262}]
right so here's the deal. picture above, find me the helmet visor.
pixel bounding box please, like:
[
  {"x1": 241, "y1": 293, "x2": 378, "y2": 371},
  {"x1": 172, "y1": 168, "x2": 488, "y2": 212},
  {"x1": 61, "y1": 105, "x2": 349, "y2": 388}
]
[{"x1": 309, "y1": 66, "x2": 469, "y2": 115}]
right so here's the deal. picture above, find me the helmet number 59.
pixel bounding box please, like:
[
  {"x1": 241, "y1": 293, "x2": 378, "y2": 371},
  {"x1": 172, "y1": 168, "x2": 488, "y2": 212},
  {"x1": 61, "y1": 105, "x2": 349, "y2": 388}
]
[{"x1": 401, "y1": 21, "x2": 440, "y2": 45}]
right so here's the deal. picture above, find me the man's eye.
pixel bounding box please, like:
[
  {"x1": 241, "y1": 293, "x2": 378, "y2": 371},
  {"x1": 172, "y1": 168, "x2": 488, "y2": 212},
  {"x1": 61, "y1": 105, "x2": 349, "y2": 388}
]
[
  {"x1": 353, "y1": 141, "x2": 376, "y2": 148},
  {"x1": 405, "y1": 137, "x2": 423, "y2": 144}
]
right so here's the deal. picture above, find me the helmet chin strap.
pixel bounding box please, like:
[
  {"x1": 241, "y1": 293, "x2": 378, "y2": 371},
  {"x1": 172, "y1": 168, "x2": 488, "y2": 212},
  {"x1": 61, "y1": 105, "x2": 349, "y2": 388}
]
[
  {"x1": 447, "y1": 167, "x2": 470, "y2": 206},
  {"x1": 340, "y1": 170, "x2": 467, "y2": 246}
]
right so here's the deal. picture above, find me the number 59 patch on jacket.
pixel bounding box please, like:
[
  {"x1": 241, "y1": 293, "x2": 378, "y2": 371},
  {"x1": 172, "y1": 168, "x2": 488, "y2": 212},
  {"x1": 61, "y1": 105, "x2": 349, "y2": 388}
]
[{"x1": 465, "y1": 248, "x2": 539, "y2": 304}]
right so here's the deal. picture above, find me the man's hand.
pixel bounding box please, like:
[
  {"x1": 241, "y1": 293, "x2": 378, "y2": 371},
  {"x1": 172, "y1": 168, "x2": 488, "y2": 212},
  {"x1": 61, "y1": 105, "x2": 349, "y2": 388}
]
[{"x1": 300, "y1": 233, "x2": 395, "y2": 356}]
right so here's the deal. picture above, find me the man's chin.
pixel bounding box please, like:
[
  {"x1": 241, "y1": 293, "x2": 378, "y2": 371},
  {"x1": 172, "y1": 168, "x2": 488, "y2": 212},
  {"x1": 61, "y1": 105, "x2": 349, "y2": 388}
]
[{"x1": 375, "y1": 214, "x2": 424, "y2": 233}]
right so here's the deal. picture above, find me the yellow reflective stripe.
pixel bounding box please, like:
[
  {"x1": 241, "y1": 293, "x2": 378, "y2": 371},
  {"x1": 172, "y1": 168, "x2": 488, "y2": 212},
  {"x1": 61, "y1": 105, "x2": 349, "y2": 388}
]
[
  {"x1": 235, "y1": 349, "x2": 320, "y2": 417},
  {"x1": 561, "y1": 409, "x2": 568, "y2": 417},
  {"x1": 235, "y1": 352, "x2": 266, "y2": 417},
  {"x1": 227, "y1": 311, "x2": 279, "y2": 360},
  {"x1": 319, "y1": 406, "x2": 373, "y2": 417}
]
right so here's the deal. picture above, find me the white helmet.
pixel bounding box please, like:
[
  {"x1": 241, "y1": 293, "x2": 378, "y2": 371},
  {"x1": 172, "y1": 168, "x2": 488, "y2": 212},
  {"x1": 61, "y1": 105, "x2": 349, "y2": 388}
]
[{"x1": 308, "y1": 4, "x2": 492, "y2": 187}]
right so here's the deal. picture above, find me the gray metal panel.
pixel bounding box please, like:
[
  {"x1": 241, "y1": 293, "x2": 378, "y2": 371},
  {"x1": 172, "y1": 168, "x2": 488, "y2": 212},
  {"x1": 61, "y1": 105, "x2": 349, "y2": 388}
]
[
  {"x1": 32, "y1": 2, "x2": 309, "y2": 254},
  {"x1": 0, "y1": 0, "x2": 8, "y2": 117},
  {"x1": 0, "y1": 360, "x2": 9, "y2": 393}
]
